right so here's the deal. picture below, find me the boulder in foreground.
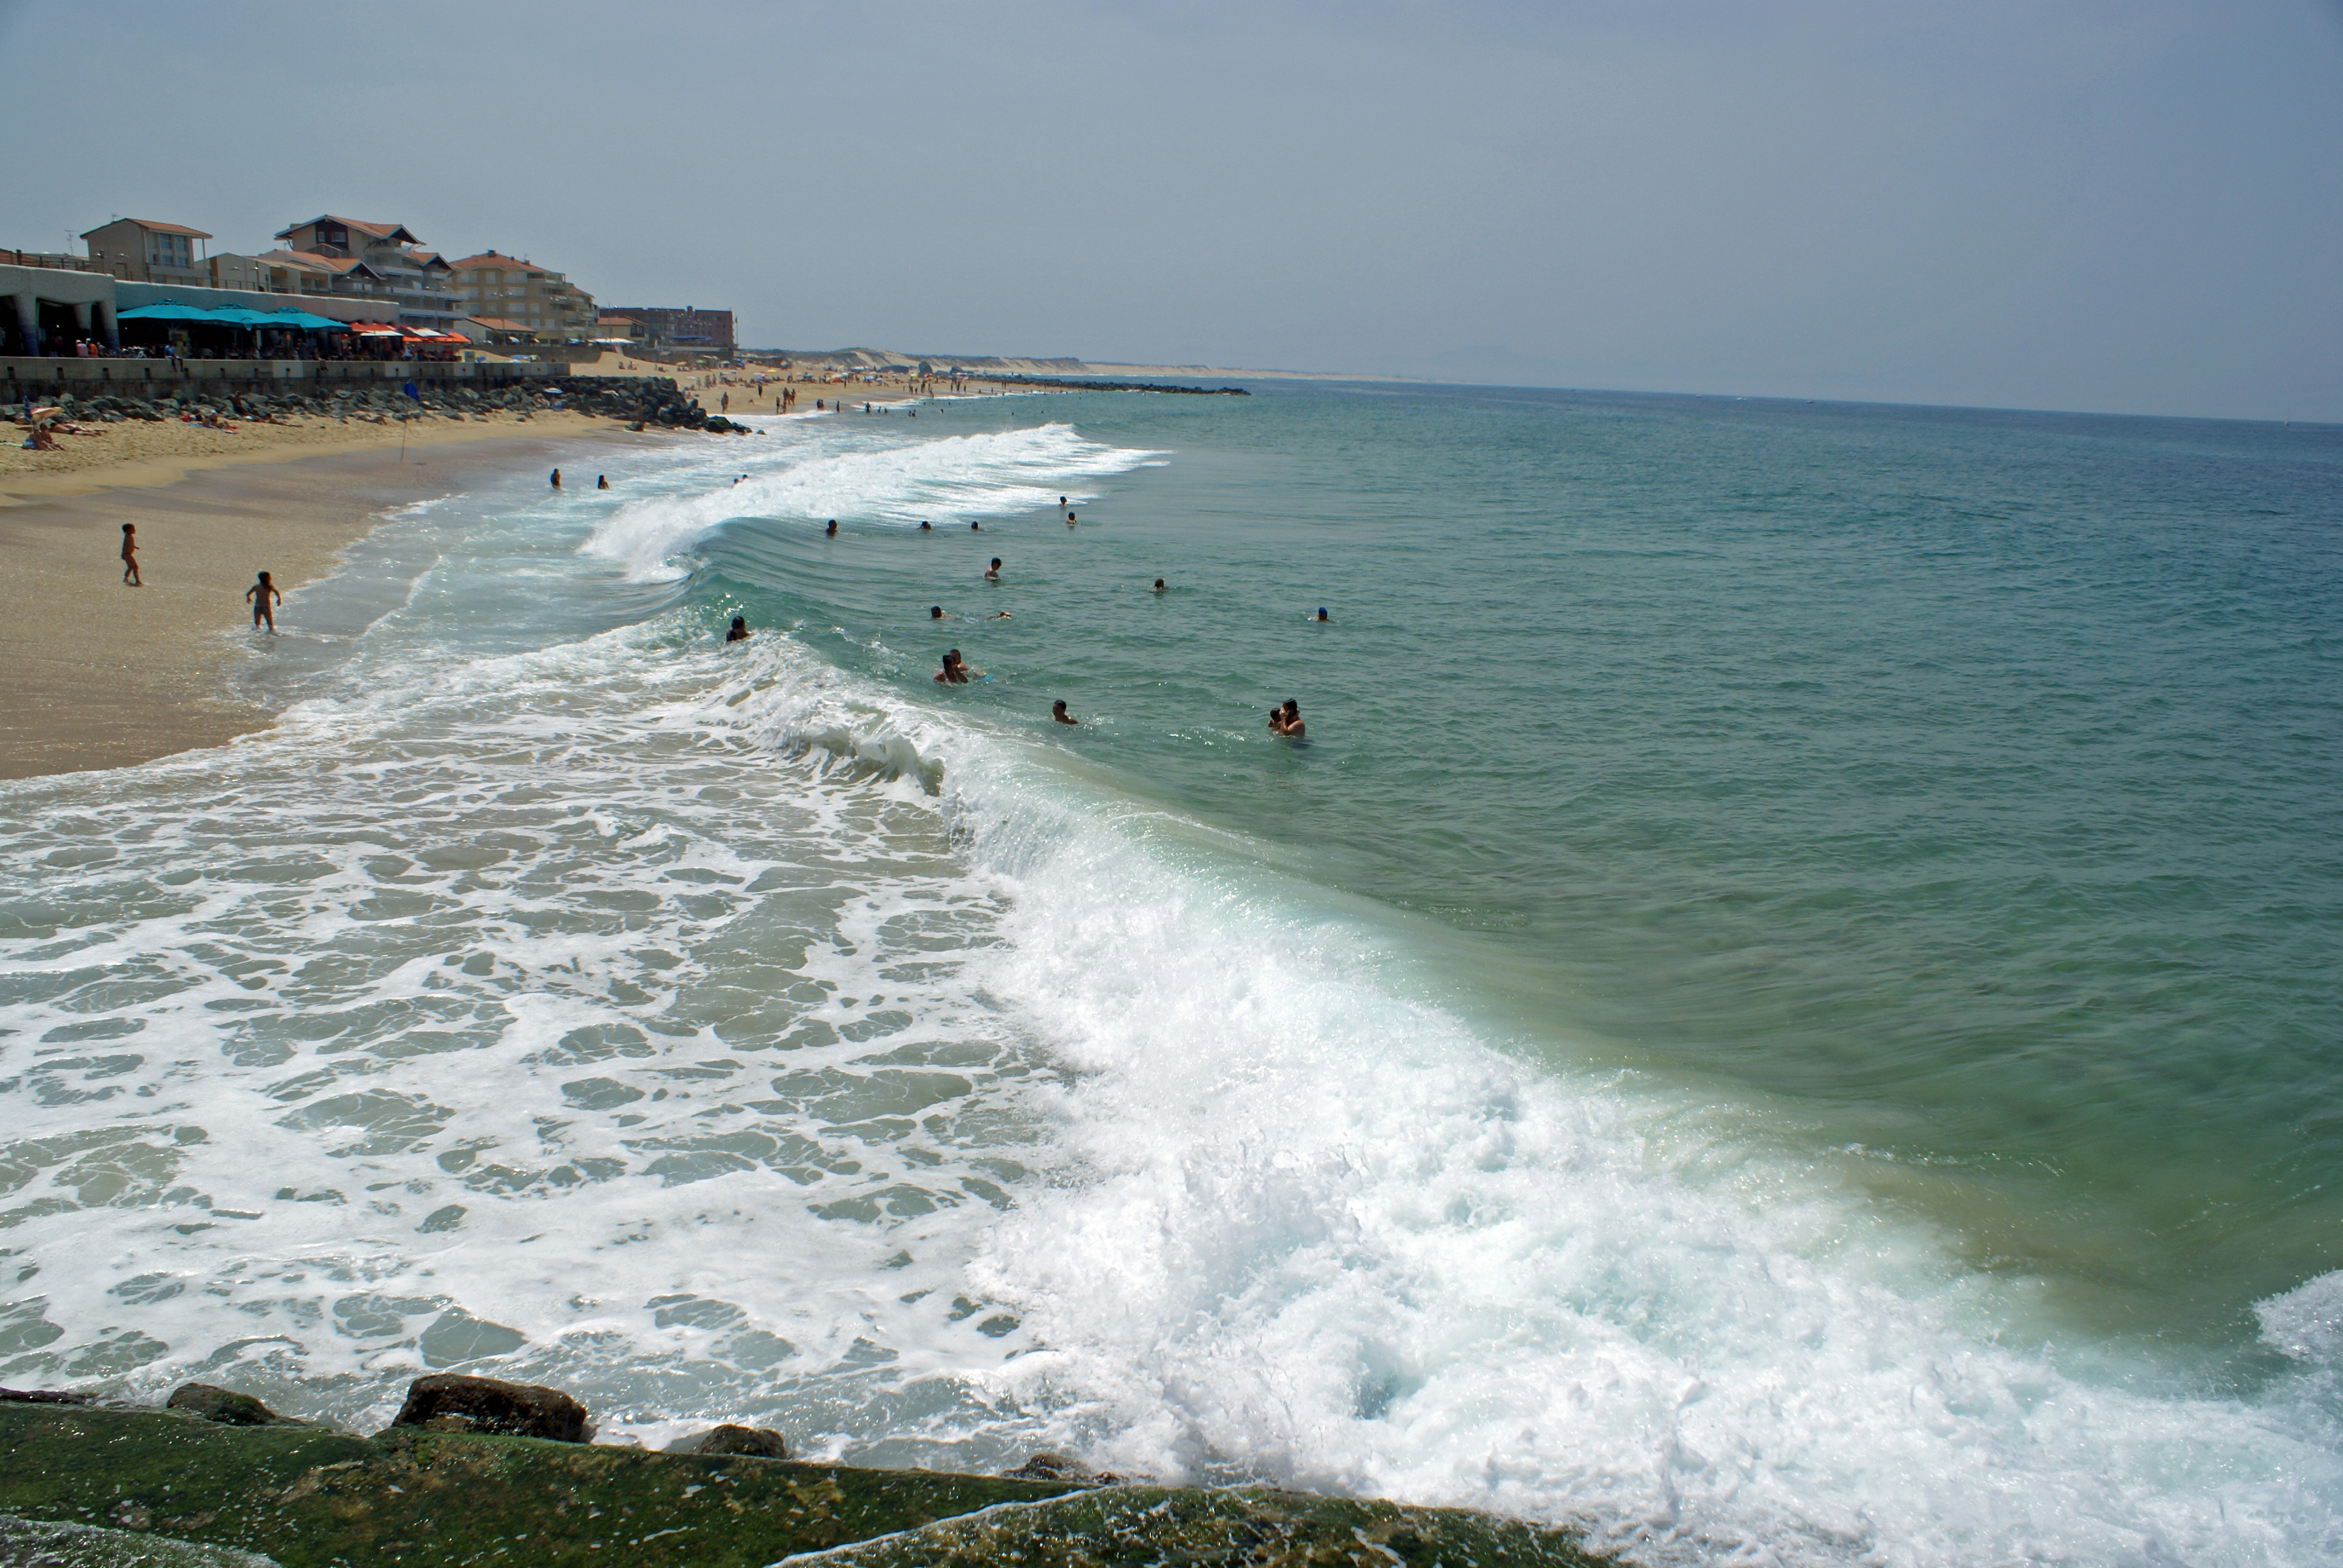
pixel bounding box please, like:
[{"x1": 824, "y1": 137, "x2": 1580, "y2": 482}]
[{"x1": 388, "y1": 1373, "x2": 590, "y2": 1442}]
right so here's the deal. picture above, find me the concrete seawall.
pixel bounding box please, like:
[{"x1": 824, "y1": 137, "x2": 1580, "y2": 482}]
[{"x1": 3, "y1": 355, "x2": 567, "y2": 399}]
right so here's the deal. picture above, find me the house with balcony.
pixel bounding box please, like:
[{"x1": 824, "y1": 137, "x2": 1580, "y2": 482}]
[
  {"x1": 270, "y1": 216, "x2": 465, "y2": 330},
  {"x1": 240, "y1": 249, "x2": 346, "y2": 296},
  {"x1": 80, "y1": 218, "x2": 212, "y2": 286}
]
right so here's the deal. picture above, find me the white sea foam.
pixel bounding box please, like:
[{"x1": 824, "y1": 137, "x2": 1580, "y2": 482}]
[
  {"x1": 4, "y1": 428, "x2": 2341, "y2": 1567},
  {"x1": 2259, "y1": 1272, "x2": 2343, "y2": 1368},
  {"x1": 578, "y1": 423, "x2": 1159, "y2": 583}
]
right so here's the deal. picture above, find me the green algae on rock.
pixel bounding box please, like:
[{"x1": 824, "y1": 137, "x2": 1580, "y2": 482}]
[
  {"x1": 781, "y1": 1485, "x2": 1613, "y2": 1567},
  {"x1": 0, "y1": 1403, "x2": 1614, "y2": 1568},
  {"x1": 0, "y1": 1404, "x2": 1070, "y2": 1567},
  {"x1": 165, "y1": 1383, "x2": 309, "y2": 1428}
]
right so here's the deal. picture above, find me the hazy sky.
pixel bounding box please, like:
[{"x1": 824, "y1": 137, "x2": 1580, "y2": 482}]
[{"x1": 5, "y1": 1, "x2": 2338, "y2": 419}]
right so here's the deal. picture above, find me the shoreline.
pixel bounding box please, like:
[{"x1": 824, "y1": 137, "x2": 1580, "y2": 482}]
[{"x1": 0, "y1": 416, "x2": 654, "y2": 781}]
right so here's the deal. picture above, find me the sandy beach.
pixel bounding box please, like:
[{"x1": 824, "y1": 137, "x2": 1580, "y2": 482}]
[{"x1": 0, "y1": 414, "x2": 646, "y2": 779}]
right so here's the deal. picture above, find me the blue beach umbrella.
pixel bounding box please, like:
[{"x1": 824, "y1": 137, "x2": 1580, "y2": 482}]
[{"x1": 115, "y1": 301, "x2": 218, "y2": 322}]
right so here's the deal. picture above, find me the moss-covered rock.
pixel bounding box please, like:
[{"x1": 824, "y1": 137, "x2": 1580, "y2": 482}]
[
  {"x1": 686, "y1": 1423, "x2": 791, "y2": 1459},
  {"x1": 165, "y1": 1383, "x2": 306, "y2": 1428},
  {"x1": 794, "y1": 1485, "x2": 1610, "y2": 1567},
  {"x1": 0, "y1": 1404, "x2": 1611, "y2": 1568},
  {"x1": 0, "y1": 1404, "x2": 1070, "y2": 1567}
]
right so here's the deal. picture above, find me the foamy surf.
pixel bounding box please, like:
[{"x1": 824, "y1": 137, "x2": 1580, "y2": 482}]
[
  {"x1": 579, "y1": 422, "x2": 1161, "y2": 582},
  {"x1": 4, "y1": 400, "x2": 2341, "y2": 1568}
]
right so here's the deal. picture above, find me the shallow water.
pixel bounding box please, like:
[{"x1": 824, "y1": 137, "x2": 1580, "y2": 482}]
[{"x1": 2, "y1": 384, "x2": 2339, "y2": 1566}]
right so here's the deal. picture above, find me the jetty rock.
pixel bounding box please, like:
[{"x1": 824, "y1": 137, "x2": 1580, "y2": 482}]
[
  {"x1": 1003, "y1": 1451, "x2": 1132, "y2": 1486},
  {"x1": 166, "y1": 1383, "x2": 307, "y2": 1428},
  {"x1": 388, "y1": 1373, "x2": 591, "y2": 1442},
  {"x1": 1, "y1": 1397, "x2": 1614, "y2": 1566},
  {"x1": 680, "y1": 1422, "x2": 790, "y2": 1458}
]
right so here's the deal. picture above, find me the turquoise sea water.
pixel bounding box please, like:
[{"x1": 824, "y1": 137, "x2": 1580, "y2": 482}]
[{"x1": 2, "y1": 382, "x2": 2339, "y2": 1564}]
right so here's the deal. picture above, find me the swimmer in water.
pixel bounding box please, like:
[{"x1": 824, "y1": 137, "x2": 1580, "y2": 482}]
[
  {"x1": 825, "y1": 520, "x2": 837, "y2": 537},
  {"x1": 929, "y1": 606, "x2": 946, "y2": 619},
  {"x1": 988, "y1": 610, "x2": 1012, "y2": 619},
  {"x1": 919, "y1": 521, "x2": 932, "y2": 531},
  {"x1": 1152, "y1": 578, "x2": 1167, "y2": 592},
  {"x1": 1314, "y1": 607, "x2": 1330, "y2": 622},
  {"x1": 726, "y1": 615, "x2": 750, "y2": 643},
  {"x1": 971, "y1": 521, "x2": 982, "y2": 531},
  {"x1": 1052, "y1": 699, "x2": 1078, "y2": 725},
  {"x1": 597, "y1": 475, "x2": 608, "y2": 489},
  {"x1": 985, "y1": 558, "x2": 1001, "y2": 580},
  {"x1": 934, "y1": 651, "x2": 965, "y2": 684},
  {"x1": 1280, "y1": 699, "x2": 1306, "y2": 738},
  {"x1": 1066, "y1": 511, "x2": 1077, "y2": 527}
]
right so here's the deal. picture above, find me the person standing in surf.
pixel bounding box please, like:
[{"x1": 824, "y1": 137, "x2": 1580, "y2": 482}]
[{"x1": 246, "y1": 570, "x2": 282, "y2": 633}]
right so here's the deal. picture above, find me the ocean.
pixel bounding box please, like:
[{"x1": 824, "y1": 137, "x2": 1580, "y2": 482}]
[{"x1": 2, "y1": 381, "x2": 2339, "y2": 1565}]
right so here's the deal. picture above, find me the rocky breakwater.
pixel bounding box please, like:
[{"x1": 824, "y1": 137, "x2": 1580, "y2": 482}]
[
  {"x1": 9, "y1": 377, "x2": 756, "y2": 435},
  {"x1": 0, "y1": 1380, "x2": 1613, "y2": 1567}
]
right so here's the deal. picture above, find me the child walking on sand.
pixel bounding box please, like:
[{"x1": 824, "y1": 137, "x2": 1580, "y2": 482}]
[
  {"x1": 246, "y1": 570, "x2": 282, "y2": 633},
  {"x1": 120, "y1": 523, "x2": 140, "y2": 586}
]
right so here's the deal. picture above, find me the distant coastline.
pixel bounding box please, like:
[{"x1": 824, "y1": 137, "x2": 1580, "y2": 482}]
[{"x1": 752, "y1": 345, "x2": 1404, "y2": 384}]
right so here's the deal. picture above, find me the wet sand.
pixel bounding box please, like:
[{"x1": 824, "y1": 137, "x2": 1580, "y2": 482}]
[{"x1": 0, "y1": 423, "x2": 649, "y2": 780}]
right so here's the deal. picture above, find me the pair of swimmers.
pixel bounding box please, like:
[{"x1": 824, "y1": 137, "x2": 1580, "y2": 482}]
[
  {"x1": 1268, "y1": 699, "x2": 1305, "y2": 738},
  {"x1": 934, "y1": 648, "x2": 983, "y2": 684}
]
